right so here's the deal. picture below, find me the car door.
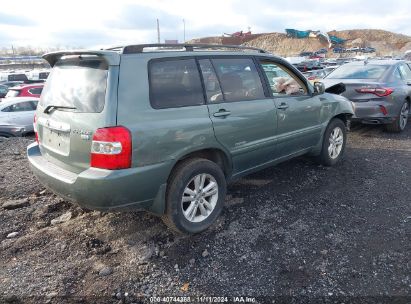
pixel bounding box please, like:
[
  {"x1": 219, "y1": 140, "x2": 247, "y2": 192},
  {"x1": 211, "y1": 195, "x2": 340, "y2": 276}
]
[
  {"x1": 7, "y1": 101, "x2": 36, "y2": 128},
  {"x1": 258, "y1": 59, "x2": 323, "y2": 158},
  {"x1": 199, "y1": 57, "x2": 277, "y2": 175}
]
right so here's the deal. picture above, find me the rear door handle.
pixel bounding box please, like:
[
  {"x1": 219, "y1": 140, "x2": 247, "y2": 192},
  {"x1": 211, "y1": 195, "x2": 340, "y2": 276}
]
[
  {"x1": 277, "y1": 102, "x2": 289, "y2": 110},
  {"x1": 213, "y1": 110, "x2": 231, "y2": 118}
]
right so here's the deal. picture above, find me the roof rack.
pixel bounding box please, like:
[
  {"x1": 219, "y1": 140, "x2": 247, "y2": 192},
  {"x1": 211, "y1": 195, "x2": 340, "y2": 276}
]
[{"x1": 105, "y1": 44, "x2": 267, "y2": 54}]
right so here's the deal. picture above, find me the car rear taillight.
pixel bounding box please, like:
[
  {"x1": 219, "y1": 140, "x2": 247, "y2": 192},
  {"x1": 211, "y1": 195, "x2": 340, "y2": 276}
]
[
  {"x1": 355, "y1": 87, "x2": 394, "y2": 97},
  {"x1": 33, "y1": 114, "x2": 39, "y2": 144},
  {"x1": 90, "y1": 126, "x2": 132, "y2": 170}
]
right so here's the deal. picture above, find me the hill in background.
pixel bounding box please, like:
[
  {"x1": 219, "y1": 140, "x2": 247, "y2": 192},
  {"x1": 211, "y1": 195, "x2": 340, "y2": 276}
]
[{"x1": 189, "y1": 29, "x2": 411, "y2": 57}]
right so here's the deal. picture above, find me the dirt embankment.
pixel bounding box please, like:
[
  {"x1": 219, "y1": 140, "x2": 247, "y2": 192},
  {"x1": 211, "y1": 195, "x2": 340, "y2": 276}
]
[{"x1": 189, "y1": 29, "x2": 411, "y2": 57}]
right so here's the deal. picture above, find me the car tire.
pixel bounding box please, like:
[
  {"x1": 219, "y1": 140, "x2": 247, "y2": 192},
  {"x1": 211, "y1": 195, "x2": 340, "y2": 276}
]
[
  {"x1": 385, "y1": 101, "x2": 409, "y2": 133},
  {"x1": 161, "y1": 158, "x2": 226, "y2": 234},
  {"x1": 317, "y1": 118, "x2": 347, "y2": 166}
]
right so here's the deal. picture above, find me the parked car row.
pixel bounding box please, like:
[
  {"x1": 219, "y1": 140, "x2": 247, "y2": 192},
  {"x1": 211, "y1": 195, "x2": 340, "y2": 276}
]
[
  {"x1": 333, "y1": 46, "x2": 376, "y2": 54},
  {"x1": 0, "y1": 80, "x2": 44, "y2": 137}
]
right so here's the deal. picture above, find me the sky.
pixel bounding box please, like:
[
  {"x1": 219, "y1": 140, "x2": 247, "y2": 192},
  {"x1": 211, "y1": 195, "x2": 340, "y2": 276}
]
[{"x1": 1, "y1": 0, "x2": 411, "y2": 49}]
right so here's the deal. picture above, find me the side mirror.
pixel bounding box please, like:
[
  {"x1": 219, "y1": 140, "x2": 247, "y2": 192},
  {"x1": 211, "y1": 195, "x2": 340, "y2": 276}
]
[
  {"x1": 407, "y1": 81, "x2": 411, "y2": 86},
  {"x1": 313, "y1": 81, "x2": 325, "y2": 95}
]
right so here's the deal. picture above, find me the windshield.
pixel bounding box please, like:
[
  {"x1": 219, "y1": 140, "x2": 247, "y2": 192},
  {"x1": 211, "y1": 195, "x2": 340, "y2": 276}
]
[
  {"x1": 326, "y1": 64, "x2": 388, "y2": 80},
  {"x1": 40, "y1": 57, "x2": 108, "y2": 113}
]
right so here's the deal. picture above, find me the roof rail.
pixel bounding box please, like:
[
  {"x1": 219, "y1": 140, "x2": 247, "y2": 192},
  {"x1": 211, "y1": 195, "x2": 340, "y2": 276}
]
[{"x1": 106, "y1": 44, "x2": 267, "y2": 54}]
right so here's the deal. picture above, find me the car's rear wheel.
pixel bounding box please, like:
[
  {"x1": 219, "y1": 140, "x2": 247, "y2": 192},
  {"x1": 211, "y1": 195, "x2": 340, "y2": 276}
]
[
  {"x1": 317, "y1": 118, "x2": 347, "y2": 166},
  {"x1": 385, "y1": 101, "x2": 409, "y2": 133},
  {"x1": 162, "y1": 158, "x2": 226, "y2": 234}
]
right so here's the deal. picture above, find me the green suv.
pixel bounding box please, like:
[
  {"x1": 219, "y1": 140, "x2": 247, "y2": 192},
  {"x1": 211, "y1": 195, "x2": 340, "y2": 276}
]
[{"x1": 27, "y1": 44, "x2": 354, "y2": 233}]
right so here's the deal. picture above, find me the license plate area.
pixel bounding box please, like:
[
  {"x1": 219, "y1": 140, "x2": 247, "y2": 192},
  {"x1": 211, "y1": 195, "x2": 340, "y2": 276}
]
[{"x1": 42, "y1": 127, "x2": 70, "y2": 156}]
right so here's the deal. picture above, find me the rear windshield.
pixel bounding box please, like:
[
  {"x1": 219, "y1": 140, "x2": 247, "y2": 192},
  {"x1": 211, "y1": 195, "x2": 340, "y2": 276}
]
[
  {"x1": 40, "y1": 57, "x2": 108, "y2": 113},
  {"x1": 326, "y1": 64, "x2": 388, "y2": 80}
]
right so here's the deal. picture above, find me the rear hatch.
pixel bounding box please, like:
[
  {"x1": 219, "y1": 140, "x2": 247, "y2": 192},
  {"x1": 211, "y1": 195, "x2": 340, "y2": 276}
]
[{"x1": 36, "y1": 51, "x2": 120, "y2": 174}]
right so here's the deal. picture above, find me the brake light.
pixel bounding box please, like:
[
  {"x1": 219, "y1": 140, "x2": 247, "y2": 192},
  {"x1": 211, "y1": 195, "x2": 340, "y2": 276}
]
[
  {"x1": 33, "y1": 114, "x2": 39, "y2": 144},
  {"x1": 355, "y1": 87, "x2": 394, "y2": 97},
  {"x1": 90, "y1": 126, "x2": 132, "y2": 170}
]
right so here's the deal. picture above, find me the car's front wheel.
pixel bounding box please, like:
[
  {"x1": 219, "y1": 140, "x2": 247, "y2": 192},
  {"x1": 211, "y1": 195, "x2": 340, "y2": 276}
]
[
  {"x1": 162, "y1": 158, "x2": 226, "y2": 234},
  {"x1": 317, "y1": 118, "x2": 347, "y2": 166}
]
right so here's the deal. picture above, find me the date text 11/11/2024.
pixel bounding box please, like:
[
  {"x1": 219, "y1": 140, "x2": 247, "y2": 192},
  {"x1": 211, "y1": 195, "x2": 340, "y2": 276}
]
[{"x1": 149, "y1": 296, "x2": 256, "y2": 303}]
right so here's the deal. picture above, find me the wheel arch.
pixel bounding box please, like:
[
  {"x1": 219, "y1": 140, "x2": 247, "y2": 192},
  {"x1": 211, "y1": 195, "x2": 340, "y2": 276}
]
[{"x1": 168, "y1": 148, "x2": 232, "y2": 183}]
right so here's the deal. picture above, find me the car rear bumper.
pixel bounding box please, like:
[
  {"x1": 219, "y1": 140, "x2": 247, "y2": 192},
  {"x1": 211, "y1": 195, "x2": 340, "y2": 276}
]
[
  {"x1": 351, "y1": 100, "x2": 399, "y2": 124},
  {"x1": 27, "y1": 142, "x2": 170, "y2": 213}
]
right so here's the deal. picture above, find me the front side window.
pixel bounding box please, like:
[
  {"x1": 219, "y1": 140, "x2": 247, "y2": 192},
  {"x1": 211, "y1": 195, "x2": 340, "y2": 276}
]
[
  {"x1": 211, "y1": 58, "x2": 265, "y2": 102},
  {"x1": 149, "y1": 59, "x2": 204, "y2": 109},
  {"x1": 260, "y1": 61, "x2": 307, "y2": 96}
]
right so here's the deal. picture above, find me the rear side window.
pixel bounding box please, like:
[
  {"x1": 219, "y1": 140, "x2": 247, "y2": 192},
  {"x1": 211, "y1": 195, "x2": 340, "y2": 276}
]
[
  {"x1": 5, "y1": 89, "x2": 19, "y2": 98},
  {"x1": 40, "y1": 57, "x2": 108, "y2": 113},
  {"x1": 6, "y1": 101, "x2": 35, "y2": 112},
  {"x1": 211, "y1": 58, "x2": 265, "y2": 102},
  {"x1": 28, "y1": 87, "x2": 43, "y2": 95},
  {"x1": 149, "y1": 59, "x2": 204, "y2": 109},
  {"x1": 399, "y1": 64, "x2": 411, "y2": 81}
]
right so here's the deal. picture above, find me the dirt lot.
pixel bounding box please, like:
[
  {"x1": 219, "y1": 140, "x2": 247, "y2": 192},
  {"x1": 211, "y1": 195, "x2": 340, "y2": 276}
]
[{"x1": 1, "y1": 123, "x2": 410, "y2": 304}]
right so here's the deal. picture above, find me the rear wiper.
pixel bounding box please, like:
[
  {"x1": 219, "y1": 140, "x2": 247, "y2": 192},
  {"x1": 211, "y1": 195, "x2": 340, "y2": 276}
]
[{"x1": 44, "y1": 105, "x2": 77, "y2": 114}]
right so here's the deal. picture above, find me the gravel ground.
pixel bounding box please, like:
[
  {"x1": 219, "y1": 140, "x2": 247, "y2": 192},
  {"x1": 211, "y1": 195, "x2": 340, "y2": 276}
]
[{"x1": 0, "y1": 123, "x2": 410, "y2": 304}]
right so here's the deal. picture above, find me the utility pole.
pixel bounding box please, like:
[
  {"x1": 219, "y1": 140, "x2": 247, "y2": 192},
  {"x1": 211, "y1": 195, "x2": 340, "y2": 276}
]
[
  {"x1": 157, "y1": 19, "x2": 160, "y2": 43},
  {"x1": 183, "y1": 19, "x2": 186, "y2": 43}
]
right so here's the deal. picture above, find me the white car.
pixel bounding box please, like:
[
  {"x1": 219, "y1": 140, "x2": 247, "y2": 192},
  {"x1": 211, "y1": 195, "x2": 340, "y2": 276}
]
[{"x1": 0, "y1": 97, "x2": 39, "y2": 137}]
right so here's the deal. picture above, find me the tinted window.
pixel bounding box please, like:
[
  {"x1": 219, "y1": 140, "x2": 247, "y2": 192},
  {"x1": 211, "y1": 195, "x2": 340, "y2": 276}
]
[
  {"x1": 393, "y1": 68, "x2": 403, "y2": 81},
  {"x1": 198, "y1": 59, "x2": 223, "y2": 103},
  {"x1": 211, "y1": 58, "x2": 265, "y2": 102},
  {"x1": 149, "y1": 59, "x2": 204, "y2": 109},
  {"x1": 399, "y1": 64, "x2": 411, "y2": 81},
  {"x1": 28, "y1": 87, "x2": 43, "y2": 95},
  {"x1": 260, "y1": 61, "x2": 307, "y2": 95},
  {"x1": 8, "y1": 74, "x2": 28, "y2": 81},
  {"x1": 0, "y1": 85, "x2": 7, "y2": 94},
  {"x1": 326, "y1": 64, "x2": 388, "y2": 79},
  {"x1": 39, "y1": 72, "x2": 49, "y2": 79},
  {"x1": 5, "y1": 89, "x2": 19, "y2": 98},
  {"x1": 7, "y1": 101, "x2": 35, "y2": 112},
  {"x1": 40, "y1": 58, "x2": 108, "y2": 113}
]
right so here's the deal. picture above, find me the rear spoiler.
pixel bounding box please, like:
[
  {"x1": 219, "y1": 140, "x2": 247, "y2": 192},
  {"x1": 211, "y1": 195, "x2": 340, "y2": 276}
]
[{"x1": 43, "y1": 50, "x2": 120, "y2": 67}]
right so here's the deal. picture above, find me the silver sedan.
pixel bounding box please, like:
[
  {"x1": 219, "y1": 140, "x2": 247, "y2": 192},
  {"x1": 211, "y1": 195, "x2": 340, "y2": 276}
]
[{"x1": 0, "y1": 97, "x2": 39, "y2": 137}]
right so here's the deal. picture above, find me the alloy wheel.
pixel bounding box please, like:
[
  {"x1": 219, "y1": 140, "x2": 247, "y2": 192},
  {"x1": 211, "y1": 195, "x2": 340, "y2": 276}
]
[
  {"x1": 181, "y1": 173, "x2": 219, "y2": 223},
  {"x1": 328, "y1": 127, "x2": 344, "y2": 159}
]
